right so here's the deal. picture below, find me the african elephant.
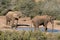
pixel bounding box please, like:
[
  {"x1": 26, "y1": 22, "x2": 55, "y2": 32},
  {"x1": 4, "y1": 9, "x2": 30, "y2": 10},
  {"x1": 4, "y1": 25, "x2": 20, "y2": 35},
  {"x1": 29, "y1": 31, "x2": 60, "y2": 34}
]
[
  {"x1": 6, "y1": 10, "x2": 22, "y2": 28},
  {"x1": 32, "y1": 15, "x2": 56, "y2": 32}
]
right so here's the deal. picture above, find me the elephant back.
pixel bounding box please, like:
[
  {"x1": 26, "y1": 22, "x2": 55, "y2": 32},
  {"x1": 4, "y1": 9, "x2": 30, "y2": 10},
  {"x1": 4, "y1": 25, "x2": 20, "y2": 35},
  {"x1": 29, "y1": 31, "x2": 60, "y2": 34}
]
[{"x1": 6, "y1": 11, "x2": 22, "y2": 18}]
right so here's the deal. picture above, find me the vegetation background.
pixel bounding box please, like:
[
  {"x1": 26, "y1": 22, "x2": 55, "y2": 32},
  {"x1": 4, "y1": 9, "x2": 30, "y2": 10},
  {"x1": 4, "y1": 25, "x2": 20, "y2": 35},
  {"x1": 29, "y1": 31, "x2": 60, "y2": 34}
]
[
  {"x1": 0, "y1": 0, "x2": 60, "y2": 20},
  {"x1": 0, "y1": 30, "x2": 60, "y2": 40}
]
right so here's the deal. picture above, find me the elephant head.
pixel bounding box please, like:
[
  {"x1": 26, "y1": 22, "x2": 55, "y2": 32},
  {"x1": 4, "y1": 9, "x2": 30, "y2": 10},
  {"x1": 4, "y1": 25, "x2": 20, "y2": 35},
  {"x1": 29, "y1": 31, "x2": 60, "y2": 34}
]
[{"x1": 13, "y1": 11, "x2": 22, "y2": 20}]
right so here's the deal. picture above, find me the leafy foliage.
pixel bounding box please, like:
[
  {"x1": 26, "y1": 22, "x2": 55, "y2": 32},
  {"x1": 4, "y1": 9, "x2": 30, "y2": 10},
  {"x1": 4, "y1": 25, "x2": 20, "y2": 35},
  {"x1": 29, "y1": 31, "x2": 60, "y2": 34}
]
[
  {"x1": 0, "y1": 0, "x2": 60, "y2": 19},
  {"x1": 0, "y1": 30, "x2": 60, "y2": 40},
  {"x1": 0, "y1": 30, "x2": 47, "y2": 40}
]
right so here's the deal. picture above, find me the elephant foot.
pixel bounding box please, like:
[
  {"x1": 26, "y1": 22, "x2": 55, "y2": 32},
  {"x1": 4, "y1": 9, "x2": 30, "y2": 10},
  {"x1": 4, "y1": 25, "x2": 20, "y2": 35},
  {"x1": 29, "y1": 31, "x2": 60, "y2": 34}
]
[
  {"x1": 11, "y1": 25, "x2": 15, "y2": 29},
  {"x1": 45, "y1": 28, "x2": 47, "y2": 32},
  {"x1": 11, "y1": 25, "x2": 18, "y2": 29}
]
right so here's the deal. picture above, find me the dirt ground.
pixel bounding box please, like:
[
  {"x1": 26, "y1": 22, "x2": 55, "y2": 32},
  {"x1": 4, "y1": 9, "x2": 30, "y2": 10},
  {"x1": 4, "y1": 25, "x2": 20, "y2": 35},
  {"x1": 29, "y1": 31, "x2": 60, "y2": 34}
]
[{"x1": 0, "y1": 16, "x2": 60, "y2": 31}]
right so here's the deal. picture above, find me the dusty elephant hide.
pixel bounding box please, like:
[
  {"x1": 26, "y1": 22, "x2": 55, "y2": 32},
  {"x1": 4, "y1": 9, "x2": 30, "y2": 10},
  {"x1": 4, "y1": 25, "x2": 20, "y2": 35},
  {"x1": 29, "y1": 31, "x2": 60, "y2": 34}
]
[
  {"x1": 6, "y1": 11, "x2": 22, "y2": 28},
  {"x1": 32, "y1": 15, "x2": 56, "y2": 32}
]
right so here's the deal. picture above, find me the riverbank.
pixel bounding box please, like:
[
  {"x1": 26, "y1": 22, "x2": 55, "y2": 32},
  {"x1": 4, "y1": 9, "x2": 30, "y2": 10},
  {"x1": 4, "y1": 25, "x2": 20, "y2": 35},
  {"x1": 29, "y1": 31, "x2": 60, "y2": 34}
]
[{"x1": 0, "y1": 16, "x2": 60, "y2": 31}]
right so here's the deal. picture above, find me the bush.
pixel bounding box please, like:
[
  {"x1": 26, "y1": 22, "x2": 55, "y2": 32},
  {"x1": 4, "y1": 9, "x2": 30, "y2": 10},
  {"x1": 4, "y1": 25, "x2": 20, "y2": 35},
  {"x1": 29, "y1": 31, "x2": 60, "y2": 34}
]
[
  {"x1": 0, "y1": 30, "x2": 60, "y2": 40},
  {"x1": 0, "y1": 30, "x2": 47, "y2": 40},
  {"x1": 0, "y1": 0, "x2": 60, "y2": 20}
]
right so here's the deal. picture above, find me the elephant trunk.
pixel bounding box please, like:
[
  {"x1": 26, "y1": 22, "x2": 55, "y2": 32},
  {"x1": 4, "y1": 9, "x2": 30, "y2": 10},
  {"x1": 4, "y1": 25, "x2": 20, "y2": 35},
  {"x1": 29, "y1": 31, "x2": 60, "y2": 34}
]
[
  {"x1": 50, "y1": 16, "x2": 56, "y2": 32},
  {"x1": 51, "y1": 20, "x2": 54, "y2": 32}
]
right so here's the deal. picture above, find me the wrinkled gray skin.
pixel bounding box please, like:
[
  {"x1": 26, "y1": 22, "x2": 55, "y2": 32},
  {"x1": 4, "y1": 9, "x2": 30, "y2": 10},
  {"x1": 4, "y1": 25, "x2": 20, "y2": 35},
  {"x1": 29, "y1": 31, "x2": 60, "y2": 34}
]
[
  {"x1": 32, "y1": 15, "x2": 56, "y2": 32},
  {"x1": 6, "y1": 11, "x2": 22, "y2": 28}
]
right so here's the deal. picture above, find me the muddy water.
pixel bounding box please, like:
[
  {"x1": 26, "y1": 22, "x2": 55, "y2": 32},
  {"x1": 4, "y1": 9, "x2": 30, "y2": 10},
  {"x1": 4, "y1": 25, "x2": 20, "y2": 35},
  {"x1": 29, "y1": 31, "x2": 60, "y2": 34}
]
[{"x1": 16, "y1": 27, "x2": 60, "y2": 32}]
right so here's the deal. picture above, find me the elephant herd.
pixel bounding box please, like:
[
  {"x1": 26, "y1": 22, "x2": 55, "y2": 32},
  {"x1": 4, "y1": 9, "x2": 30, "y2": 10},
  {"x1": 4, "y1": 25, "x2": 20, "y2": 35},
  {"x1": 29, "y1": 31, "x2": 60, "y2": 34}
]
[{"x1": 5, "y1": 10, "x2": 56, "y2": 32}]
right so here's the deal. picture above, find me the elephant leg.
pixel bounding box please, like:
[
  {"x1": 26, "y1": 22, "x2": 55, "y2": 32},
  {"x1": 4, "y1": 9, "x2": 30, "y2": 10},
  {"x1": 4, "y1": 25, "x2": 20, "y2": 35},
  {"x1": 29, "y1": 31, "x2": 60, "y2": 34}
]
[
  {"x1": 6, "y1": 19, "x2": 10, "y2": 25},
  {"x1": 52, "y1": 24, "x2": 54, "y2": 32},
  {"x1": 8, "y1": 21, "x2": 10, "y2": 25},
  {"x1": 32, "y1": 22, "x2": 36, "y2": 30},
  {"x1": 33, "y1": 23, "x2": 37, "y2": 31},
  {"x1": 15, "y1": 20, "x2": 18, "y2": 29},
  {"x1": 6, "y1": 19, "x2": 8, "y2": 25},
  {"x1": 32, "y1": 21, "x2": 39, "y2": 31},
  {"x1": 11, "y1": 19, "x2": 15, "y2": 29},
  {"x1": 51, "y1": 21, "x2": 54, "y2": 32},
  {"x1": 37, "y1": 25, "x2": 39, "y2": 30},
  {"x1": 45, "y1": 25, "x2": 47, "y2": 32},
  {"x1": 44, "y1": 24, "x2": 47, "y2": 32},
  {"x1": 6, "y1": 17, "x2": 9, "y2": 25},
  {"x1": 9, "y1": 21, "x2": 11, "y2": 25},
  {"x1": 34, "y1": 26, "x2": 37, "y2": 31},
  {"x1": 34, "y1": 24, "x2": 39, "y2": 31}
]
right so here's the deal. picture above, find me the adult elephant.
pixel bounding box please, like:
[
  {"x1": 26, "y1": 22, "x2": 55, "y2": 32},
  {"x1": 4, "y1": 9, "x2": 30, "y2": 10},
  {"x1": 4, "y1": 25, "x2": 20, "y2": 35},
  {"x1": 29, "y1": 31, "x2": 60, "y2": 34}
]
[
  {"x1": 32, "y1": 15, "x2": 56, "y2": 32},
  {"x1": 6, "y1": 10, "x2": 22, "y2": 28}
]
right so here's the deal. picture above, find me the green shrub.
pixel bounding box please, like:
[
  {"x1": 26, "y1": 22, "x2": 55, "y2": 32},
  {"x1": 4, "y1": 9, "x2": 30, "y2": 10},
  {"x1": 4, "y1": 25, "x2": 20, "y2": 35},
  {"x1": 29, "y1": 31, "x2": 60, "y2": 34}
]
[
  {"x1": 0, "y1": 30, "x2": 47, "y2": 40},
  {"x1": 0, "y1": 30, "x2": 60, "y2": 40}
]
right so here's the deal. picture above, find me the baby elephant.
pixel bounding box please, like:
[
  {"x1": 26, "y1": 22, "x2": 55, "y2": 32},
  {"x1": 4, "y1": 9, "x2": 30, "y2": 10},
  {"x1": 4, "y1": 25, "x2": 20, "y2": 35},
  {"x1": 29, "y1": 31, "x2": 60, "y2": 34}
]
[
  {"x1": 6, "y1": 11, "x2": 22, "y2": 28},
  {"x1": 32, "y1": 15, "x2": 56, "y2": 32}
]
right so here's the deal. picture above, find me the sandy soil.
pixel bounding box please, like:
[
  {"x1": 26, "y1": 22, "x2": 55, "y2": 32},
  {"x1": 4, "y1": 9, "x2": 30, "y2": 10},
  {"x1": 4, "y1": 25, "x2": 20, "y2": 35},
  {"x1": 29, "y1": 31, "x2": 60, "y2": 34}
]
[{"x1": 0, "y1": 16, "x2": 60, "y2": 31}]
